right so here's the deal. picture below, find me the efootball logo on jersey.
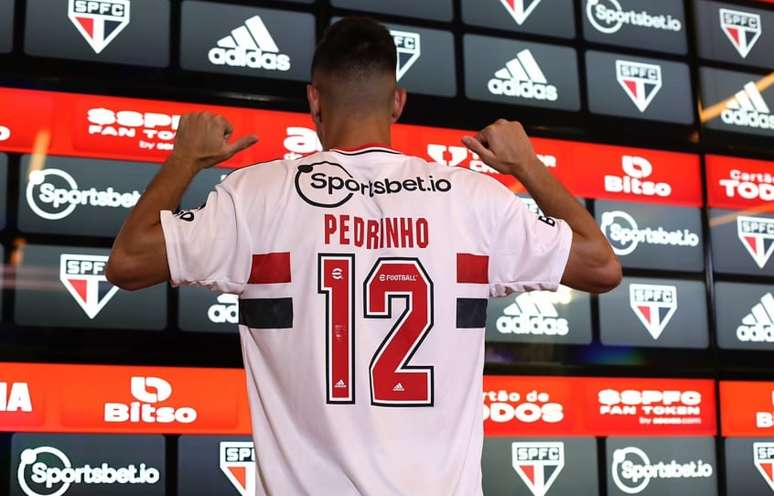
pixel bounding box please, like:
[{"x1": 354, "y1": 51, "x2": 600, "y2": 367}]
[
  {"x1": 754, "y1": 442, "x2": 774, "y2": 492},
  {"x1": 488, "y1": 49, "x2": 558, "y2": 101},
  {"x1": 390, "y1": 30, "x2": 420, "y2": 82},
  {"x1": 616, "y1": 60, "x2": 662, "y2": 113},
  {"x1": 737, "y1": 216, "x2": 774, "y2": 269},
  {"x1": 720, "y1": 8, "x2": 762, "y2": 59},
  {"x1": 720, "y1": 81, "x2": 774, "y2": 131},
  {"x1": 629, "y1": 283, "x2": 677, "y2": 340},
  {"x1": 512, "y1": 442, "x2": 564, "y2": 496},
  {"x1": 208, "y1": 16, "x2": 291, "y2": 71},
  {"x1": 68, "y1": 0, "x2": 130, "y2": 54},
  {"x1": 60, "y1": 254, "x2": 118, "y2": 319},
  {"x1": 220, "y1": 442, "x2": 256, "y2": 496},
  {"x1": 500, "y1": 0, "x2": 543, "y2": 25}
]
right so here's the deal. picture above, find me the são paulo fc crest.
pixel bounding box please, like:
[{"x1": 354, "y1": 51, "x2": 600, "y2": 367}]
[
  {"x1": 391, "y1": 30, "x2": 420, "y2": 82},
  {"x1": 616, "y1": 60, "x2": 662, "y2": 113},
  {"x1": 512, "y1": 442, "x2": 565, "y2": 496},
  {"x1": 737, "y1": 216, "x2": 774, "y2": 269},
  {"x1": 220, "y1": 442, "x2": 256, "y2": 496},
  {"x1": 754, "y1": 443, "x2": 774, "y2": 491},
  {"x1": 60, "y1": 254, "x2": 119, "y2": 319},
  {"x1": 68, "y1": 0, "x2": 131, "y2": 54},
  {"x1": 629, "y1": 284, "x2": 677, "y2": 340},
  {"x1": 500, "y1": 0, "x2": 544, "y2": 25},
  {"x1": 720, "y1": 8, "x2": 762, "y2": 59}
]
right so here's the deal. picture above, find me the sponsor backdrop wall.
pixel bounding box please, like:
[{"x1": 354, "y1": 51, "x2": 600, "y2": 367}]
[{"x1": 0, "y1": 0, "x2": 773, "y2": 495}]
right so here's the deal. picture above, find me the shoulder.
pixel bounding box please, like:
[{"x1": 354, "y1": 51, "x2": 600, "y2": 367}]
[
  {"x1": 218, "y1": 159, "x2": 297, "y2": 193},
  {"x1": 420, "y1": 157, "x2": 516, "y2": 202}
]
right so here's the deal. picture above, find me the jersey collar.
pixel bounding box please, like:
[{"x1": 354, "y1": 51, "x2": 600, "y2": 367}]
[{"x1": 329, "y1": 143, "x2": 403, "y2": 156}]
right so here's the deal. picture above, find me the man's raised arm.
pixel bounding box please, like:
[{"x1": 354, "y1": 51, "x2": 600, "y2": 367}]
[
  {"x1": 462, "y1": 119, "x2": 622, "y2": 294},
  {"x1": 106, "y1": 112, "x2": 257, "y2": 291}
]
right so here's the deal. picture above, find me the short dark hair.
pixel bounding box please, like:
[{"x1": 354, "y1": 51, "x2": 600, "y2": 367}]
[{"x1": 312, "y1": 17, "x2": 396, "y2": 80}]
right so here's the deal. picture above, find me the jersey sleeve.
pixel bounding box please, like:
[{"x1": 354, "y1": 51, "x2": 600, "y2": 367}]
[
  {"x1": 160, "y1": 180, "x2": 252, "y2": 294},
  {"x1": 488, "y1": 195, "x2": 573, "y2": 297}
]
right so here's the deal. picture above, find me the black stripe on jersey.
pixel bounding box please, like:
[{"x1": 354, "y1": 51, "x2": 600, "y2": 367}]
[
  {"x1": 330, "y1": 149, "x2": 402, "y2": 157},
  {"x1": 456, "y1": 298, "x2": 488, "y2": 328},
  {"x1": 240, "y1": 298, "x2": 293, "y2": 329}
]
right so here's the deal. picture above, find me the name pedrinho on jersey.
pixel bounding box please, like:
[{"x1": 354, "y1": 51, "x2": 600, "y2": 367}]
[{"x1": 159, "y1": 146, "x2": 572, "y2": 495}]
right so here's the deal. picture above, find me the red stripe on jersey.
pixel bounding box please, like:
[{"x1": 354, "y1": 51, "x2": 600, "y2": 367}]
[
  {"x1": 456, "y1": 254, "x2": 489, "y2": 284},
  {"x1": 249, "y1": 252, "x2": 291, "y2": 284}
]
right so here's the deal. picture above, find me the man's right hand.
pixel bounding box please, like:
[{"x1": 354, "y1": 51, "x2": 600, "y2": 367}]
[
  {"x1": 461, "y1": 119, "x2": 541, "y2": 179},
  {"x1": 170, "y1": 112, "x2": 258, "y2": 170}
]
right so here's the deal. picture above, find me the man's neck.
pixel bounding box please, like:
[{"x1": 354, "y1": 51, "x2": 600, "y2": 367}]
[{"x1": 322, "y1": 114, "x2": 392, "y2": 151}]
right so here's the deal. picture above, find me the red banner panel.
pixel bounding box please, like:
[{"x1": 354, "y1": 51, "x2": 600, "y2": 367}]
[
  {"x1": 707, "y1": 154, "x2": 774, "y2": 210},
  {"x1": 484, "y1": 375, "x2": 716, "y2": 437},
  {"x1": 0, "y1": 362, "x2": 251, "y2": 434},
  {"x1": 569, "y1": 143, "x2": 703, "y2": 207},
  {"x1": 0, "y1": 87, "x2": 703, "y2": 205},
  {"x1": 720, "y1": 381, "x2": 774, "y2": 437}
]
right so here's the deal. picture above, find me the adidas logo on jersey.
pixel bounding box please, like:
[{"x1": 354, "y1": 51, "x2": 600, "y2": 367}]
[
  {"x1": 334, "y1": 379, "x2": 347, "y2": 389},
  {"x1": 737, "y1": 293, "x2": 774, "y2": 343},
  {"x1": 720, "y1": 82, "x2": 774, "y2": 131},
  {"x1": 500, "y1": 0, "x2": 543, "y2": 25},
  {"x1": 488, "y1": 50, "x2": 558, "y2": 101},
  {"x1": 616, "y1": 60, "x2": 662, "y2": 112},
  {"x1": 393, "y1": 383, "x2": 405, "y2": 392},
  {"x1": 208, "y1": 16, "x2": 291, "y2": 71},
  {"x1": 720, "y1": 8, "x2": 762, "y2": 58},
  {"x1": 737, "y1": 216, "x2": 774, "y2": 269},
  {"x1": 629, "y1": 284, "x2": 677, "y2": 340},
  {"x1": 496, "y1": 287, "x2": 571, "y2": 336}
]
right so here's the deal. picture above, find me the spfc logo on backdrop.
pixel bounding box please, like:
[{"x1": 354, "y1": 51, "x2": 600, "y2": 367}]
[
  {"x1": 512, "y1": 442, "x2": 565, "y2": 496},
  {"x1": 391, "y1": 30, "x2": 420, "y2": 82},
  {"x1": 629, "y1": 284, "x2": 677, "y2": 340},
  {"x1": 220, "y1": 442, "x2": 256, "y2": 496},
  {"x1": 753, "y1": 442, "x2": 774, "y2": 491},
  {"x1": 616, "y1": 60, "x2": 662, "y2": 113},
  {"x1": 720, "y1": 8, "x2": 762, "y2": 59},
  {"x1": 60, "y1": 254, "x2": 118, "y2": 319},
  {"x1": 68, "y1": 0, "x2": 131, "y2": 54},
  {"x1": 737, "y1": 216, "x2": 774, "y2": 269},
  {"x1": 499, "y1": 0, "x2": 544, "y2": 25}
]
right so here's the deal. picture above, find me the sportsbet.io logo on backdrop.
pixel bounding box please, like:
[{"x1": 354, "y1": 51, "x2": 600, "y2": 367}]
[
  {"x1": 294, "y1": 161, "x2": 451, "y2": 208},
  {"x1": 16, "y1": 445, "x2": 161, "y2": 496},
  {"x1": 26, "y1": 168, "x2": 140, "y2": 221},
  {"x1": 586, "y1": 0, "x2": 681, "y2": 34},
  {"x1": 611, "y1": 446, "x2": 713, "y2": 494}
]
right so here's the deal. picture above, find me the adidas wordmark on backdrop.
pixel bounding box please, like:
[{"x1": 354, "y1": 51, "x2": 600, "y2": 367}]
[{"x1": 161, "y1": 146, "x2": 571, "y2": 495}]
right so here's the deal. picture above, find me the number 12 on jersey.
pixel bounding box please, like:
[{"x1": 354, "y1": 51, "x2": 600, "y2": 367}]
[{"x1": 318, "y1": 255, "x2": 435, "y2": 407}]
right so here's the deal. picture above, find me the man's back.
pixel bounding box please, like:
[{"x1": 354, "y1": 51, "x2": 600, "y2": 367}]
[{"x1": 161, "y1": 145, "x2": 572, "y2": 494}]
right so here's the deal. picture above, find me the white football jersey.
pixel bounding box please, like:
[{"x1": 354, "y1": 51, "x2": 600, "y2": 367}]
[{"x1": 161, "y1": 145, "x2": 571, "y2": 495}]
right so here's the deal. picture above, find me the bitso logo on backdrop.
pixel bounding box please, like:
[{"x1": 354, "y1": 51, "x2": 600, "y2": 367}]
[
  {"x1": 511, "y1": 442, "x2": 564, "y2": 496},
  {"x1": 104, "y1": 376, "x2": 198, "y2": 424},
  {"x1": 68, "y1": 0, "x2": 130, "y2": 54},
  {"x1": 605, "y1": 155, "x2": 671, "y2": 197},
  {"x1": 586, "y1": 0, "x2": 682, "y2": 34},
  {"x1": 0, "y1": 124, "x2": 10, "y2": 141},
  {"x1": 17, "y1": 445, "x2": 160, "y2": 496},
  {"x1": 208, "y1": 16, "x2": 290, "y2": 71}
]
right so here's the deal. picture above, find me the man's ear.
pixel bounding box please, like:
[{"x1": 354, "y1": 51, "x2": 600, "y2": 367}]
[
  {"x1": 307, "y1": 84, "x2": 322, "y2": 125},
  {"x1": 392, "y1": 87, "x2": 407, "y2": 123}
]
